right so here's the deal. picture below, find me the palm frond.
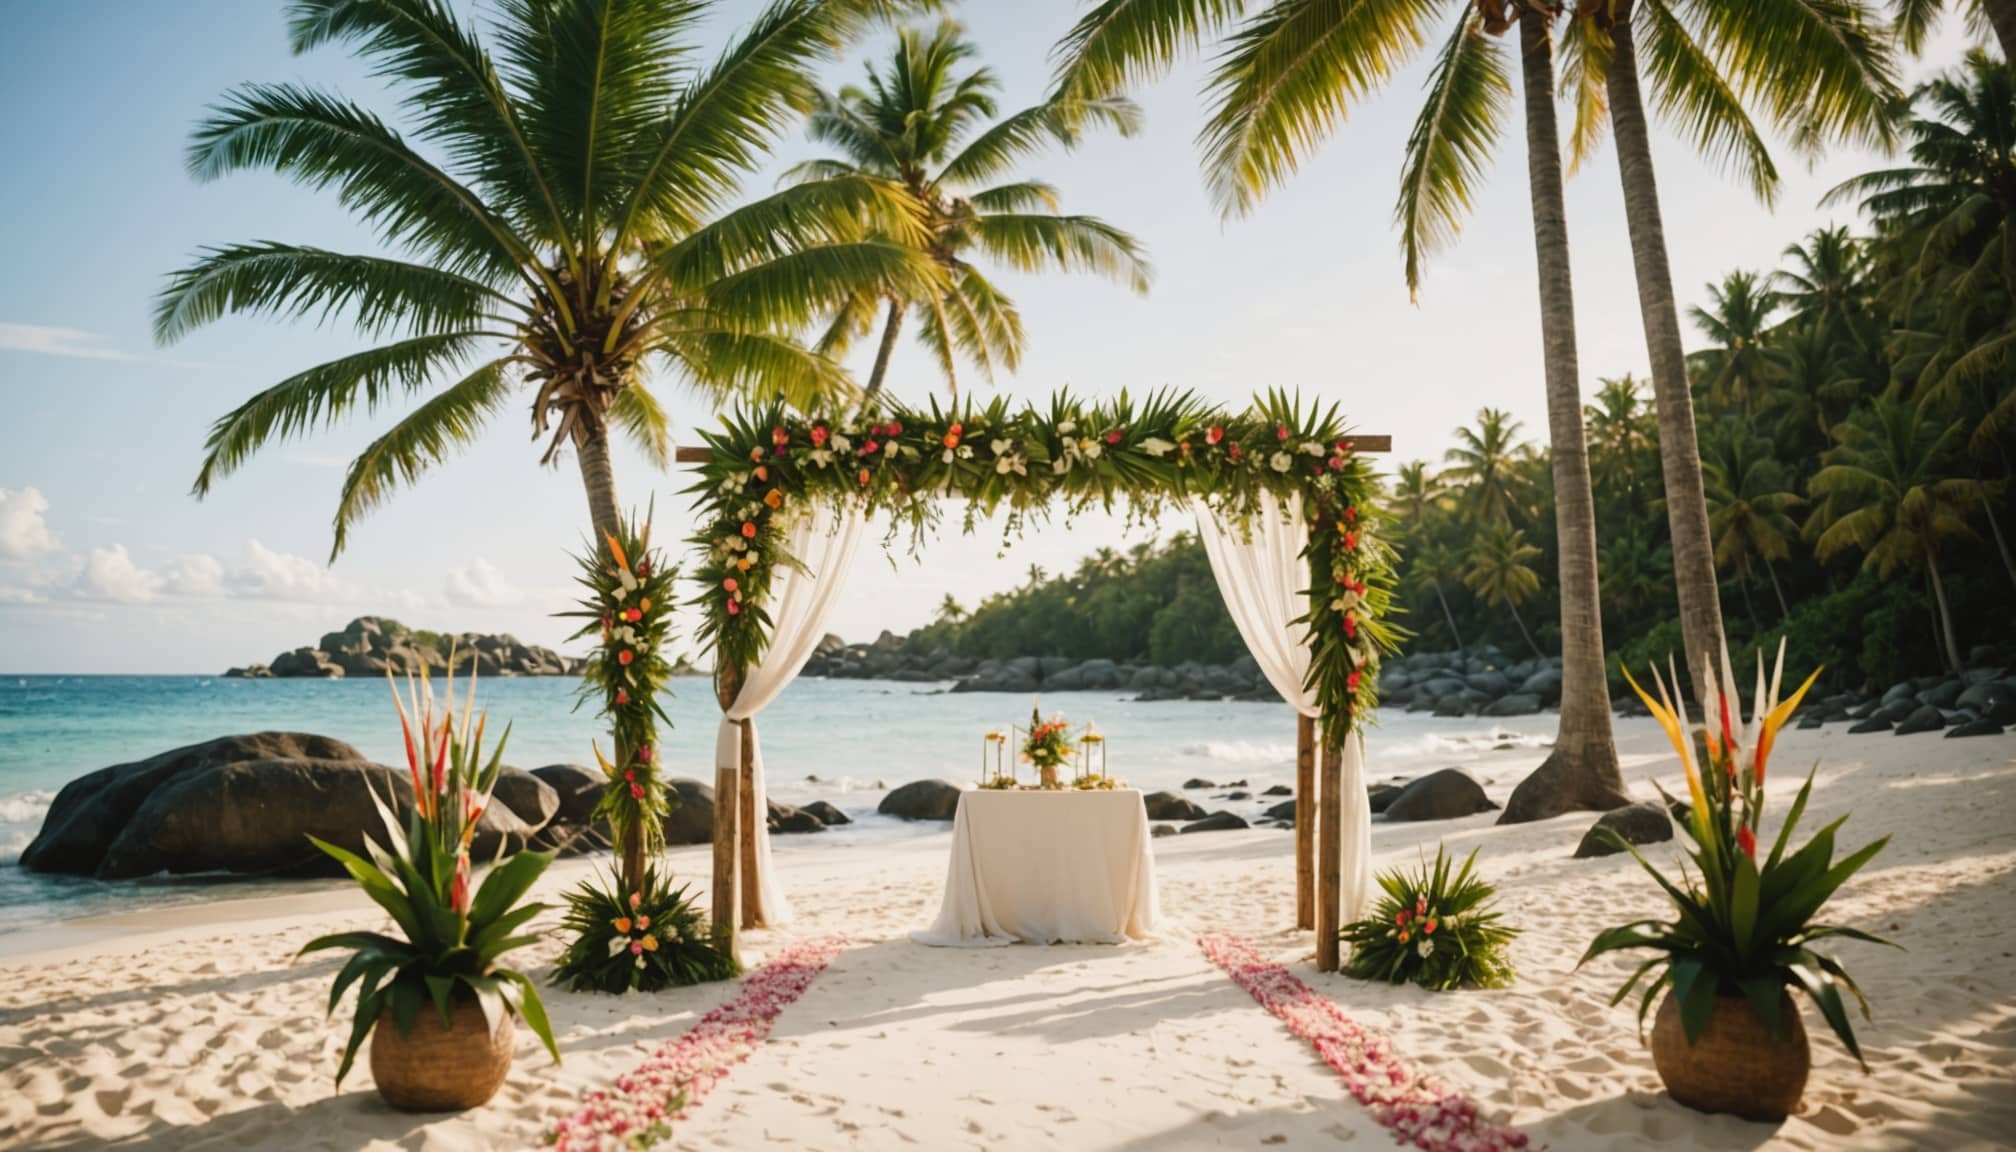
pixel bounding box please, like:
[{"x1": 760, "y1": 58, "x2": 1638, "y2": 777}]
[
  {"x1": 1395, "y1": 12, "x2": 1509, "y2": 302},
  {"x1": 965, "y1": 213, "x2": 1153, "y2": 291},
  {"x1": 1640, "y1": 0, "x2": 1779, "y2": 203},
  {"x1": 155, "y1": 242, "x2": 523, "y2": 344},
  {"x1": 1048, "y1": 0, "x2": 1249, "y2": 101},
  {"x1": 611, "y1": 380, "x2": 674, "y2": 467},
  {"x1": 1559, "y1": 9, "x2": 1614, "y2": 175},
  {"x1": 186, "y1": 81, "x2": 534, "y2": 283},
  {"x1": 1681, "y1": 0, "x2": 1903, "y2": 155},
  {"x1": 649, "y1": 174, "x2": 930, "y2": 293},
  {"x1": 938, "y1": 98, "x2": 1142, "y2": 188},
  {"x1": 193, "y1": 332, "x2": 499, "y2": 496},
  {"x1": 332, "y1": 358, "x2": 515, "y2": 556},
  {"x1": 968, "y1": 180, "x2": 1062, "y2": 213},
  {"x1": 1199, "y1": 0, "x2": 1442, "y2": 219},
  {"x1": 700, "y1": 239, "x2": 948, "y2": 332},
  {"x1": 655, "y1": 326, "x2": 858, "y2": 412}
]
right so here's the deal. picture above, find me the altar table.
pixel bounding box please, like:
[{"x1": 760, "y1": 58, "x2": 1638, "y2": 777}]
[{"x1": 911, "y1": 788, "x2": 1162, "y2": 947}]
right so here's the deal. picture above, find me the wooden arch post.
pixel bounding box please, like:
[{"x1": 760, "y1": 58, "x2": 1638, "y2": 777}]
[{"x1": 711, "y1": 662, "x2": 744, "y2": 963}]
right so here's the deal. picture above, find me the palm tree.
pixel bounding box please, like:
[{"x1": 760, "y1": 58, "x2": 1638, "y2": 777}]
[
  {"x1": 1408, "y1": 538, "x2": 1471, "y2": 655},
  {"x1": 1562, "y1": 0, "x2": 1901, "y2": 707},
  {"x1": 158, "y1": 0, "x2": 941, "y2": 892},
  {"x1": 1774, "y1": 226, "x2": 1880, "y2": 372},
  {"x1": 1465, "y1": 523, "x2": 1545, "y2": 660},
  {"x1": 1585, "y1": 375, "x2": 1654, "y2": 511},
  {"x1": 934, "y1": 594, "x2": 968, "y2": 625},
  {"x1": 795, "y1": 21, "x2": 1150, "y2": 399},
  {"x1": 1598, "y1": 528, "x2": 1670, "y2": 627},
  {"x1": 1702, "y1": 422, "x2": 1805, "y2": 623},
  {"x1": 1890, "y1": 0, "x2": 2016, "y2": 61},
  {"x1": 1688, "y1": 270, "x2": 1789, "y2": 415},
  {"x1": 1810, "y1": 396, "x2": 1983, "y2": 673},
  {"x1": 1442, "y1": 408, "x2": 1530, "y2": 526},
  {"x1": 1049, "y1": 0, "x2": 1632, "y2": 822},
  {"x1": 1828, "y1": 52, "x2": 2016, "y2": 593}
]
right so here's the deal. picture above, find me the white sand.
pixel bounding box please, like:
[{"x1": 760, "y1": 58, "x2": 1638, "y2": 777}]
[{"x1": 2, "y1": 720, "x2": 2012, "y2": 1151}]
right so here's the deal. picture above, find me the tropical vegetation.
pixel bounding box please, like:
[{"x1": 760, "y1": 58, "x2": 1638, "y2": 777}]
[
  {"x1": 1584, "y1": 642, "x2": 1892, "y2": 1064},
  {"x1": 299, "y1": 662, "x2": 559, "y2": 1087},
  {"x1": 551, "y1": 866, "x2": 740, "y2": 994},
  {"x1": 1340, "y1": 846, "x2": 1518, "y2": 992},
  {"x1": 794, "y1": 20, "x2": 1151, "y2": 398}
]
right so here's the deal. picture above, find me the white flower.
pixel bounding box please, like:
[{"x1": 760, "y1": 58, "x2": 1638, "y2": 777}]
[
  {"x1": 957, "y1": 444, "x2": 973, "y2": 459},
  {"x1": 885, "y1": 439, "x2": 900, "y2": 457},
  {"x1": 1140, "y1": 437, "x2": 1176, "y2": 458},
  {"x1": 1051, "y1": 456, "x2": 1071, "y2": 475},
  {"x1": 830, "y1": 434, "x2": 852, "y2": 454},
  {"x1": 1082, "y1": 438, "x2": 1103, "y2": 460},
  {"x1": 997, "y1": 453, "x2": 1028, "y2": 477},
  {"x1": 731, "y1": 537, "x2": 748, "y2": 553},
  {"x1": 991, "y1": 437, "x2": 1015, "y2": 456},
  {"x1": 943, "y1": 447, "x2": 958, "y2": 464},
  {"x1": 1417, "y1": 937, "x2": 1434, "y2": 958},
  {"x1": 808, "y1": 448, "x2": 834, "y2": 468},
  {"x1": 617, "y1": 569, "x2": 638, "y2": 592},
  {"x1": 1058, "y1": 420, "x2": 1077, "y2": 435},
  {"x1": 1300, "y1": 440, "x2": 1326, "y2": 456},
  {"x1": 1269, "y1": 451, "x2": 1293, "y2": 473}
]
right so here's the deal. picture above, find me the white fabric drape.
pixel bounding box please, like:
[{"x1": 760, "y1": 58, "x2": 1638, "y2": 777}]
[
  {"x1": 714, "y1": 501, "x2": 865, "y2": 926},
  {"x1": 1190, "y1": 493, "x2": 1373, "y2": 925}
]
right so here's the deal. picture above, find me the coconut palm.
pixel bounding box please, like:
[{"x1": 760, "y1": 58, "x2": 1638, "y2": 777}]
[
  {"x1": 1808, "y1": 395, "x2": 1982, "y2": 672},
  {"x1": 1559, "y1": 0, "x2": 1901, "y2": 708},
  {"x1": 1889, "y1": 0, "x2": 2016, "y2": 60},
  {"x1": 1688, "y1": 270, "x2": 1789, "y2": 415},
  {"x1": 1407, "y1": 538, "x2": 1471, "y2": 655},
  {"x1": 1585, "y1": 375, "x2": 1655, "y2": 512},
  {"x1": 1049, "y1": 0, "x2": 1632, "y2": 821},
  {"x1": 1828, "y1": 51, "x2": 2016, "y2": 591},
  {"x1": 1442, "y1": 408, "x2": 1531, "y2": 526},
  {"x1": 934, "y1": 594, "x2": 968, "y2": 625},
  {"x1": 159, "y1": 0, "x2": 943, "y2": 896},
  {"x1": 1702, "y1": 422, "x2": 1805, "y2": 623},
  {"x1": 1465, "y1": 523, "x2": 1545, "y2": 660},
  {"x1": 1597, "y1": 528, "x2": 1670, "y2": 627},
  {"x1": 161, "y1": 0, "x2": 942, "y2": 558},
  {"x1": 1774, "y1": 226, "x2": 1881, "y2": 372},
  {"x1": 794, "y1": 20, "x2": 1150, "y2": 400}
]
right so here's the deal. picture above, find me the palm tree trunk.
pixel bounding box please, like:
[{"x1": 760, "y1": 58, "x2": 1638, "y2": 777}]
[
  {"x1": 863, "y1": 299, "x2": 907, "y2": 399},
  {"x1": 1604, "y1": 0, "x2": 1727, "y2": 709},
  {"x1": 1926, "y1": 553, "x2": 1964, "y2": 675},
  {"x1": 574, "y1": 422, "x2": 644, "y2": 892},
  {"x1": 1982, "y1": 0, "x2": 2016, "y2": 62},
  {"x1": 1978, "y1": 487, "x2": 2016, "y2": 594},
  {"x1": 1509, "y1": 602, "x2": 1544, "y2": 661},
  {"x1": 1765, "y1": 559, "x2": 1791, "y2": 621},
  {"x1": 1500, "y1": 7, "x2": 1630, "y2": 824},
  {"x1": 1432, "y1": 579, "x2": 1466, "y2": 653}
]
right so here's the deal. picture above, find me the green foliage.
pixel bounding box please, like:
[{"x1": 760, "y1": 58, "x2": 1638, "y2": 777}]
[
  {"x1": 689, "y1": 390, "x2": 1401, "y2": 744},
  {"x1": 165, "y1": 0, "x2": 946, "y2": 556},
  {"x1": 551, "y1": 867, "x2": 739, "y2": 994},
  {"x1": 1591, "y1": 656, "x2": 1893, "y2": 1065},
  {"x1": 560, "y1": 510, "x2": 682, "y2": 868},
  {"x1": 1341, "y1": 846, "x2": 1518, "y2": 992},
  {"x1": 299, "y1": 664, "x2": 557, "y2": 1087}
]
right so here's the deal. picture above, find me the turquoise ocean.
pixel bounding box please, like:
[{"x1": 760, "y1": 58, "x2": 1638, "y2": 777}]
[{"x1": 0, "y1": 675, "x2": 1557, "y2": 936}]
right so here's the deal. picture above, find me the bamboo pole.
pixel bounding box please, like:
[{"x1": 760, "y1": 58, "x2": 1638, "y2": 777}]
[
  {"x1": 1315, "y1": 737, "x2": 1343, "y2": 973},
  {"x1": 1295, "y1": 714, "x2": 1315, "y2": 931},
  {"x1": 739, "y1": 717, "x2": 759, "y2": 929},
  {"x1": 711, "y1": 667, "x2": 744, "y2": 961}
]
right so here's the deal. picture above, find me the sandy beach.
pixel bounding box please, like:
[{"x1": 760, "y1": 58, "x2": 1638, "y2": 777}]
[{"x1": 2, "y1": 720, "x2": 2011, "y2": 1152}]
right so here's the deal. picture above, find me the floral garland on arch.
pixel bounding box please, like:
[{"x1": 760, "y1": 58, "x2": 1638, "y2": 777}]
[{"x1": 687, "y1": 389, "x2": 1401, "y2": 743}]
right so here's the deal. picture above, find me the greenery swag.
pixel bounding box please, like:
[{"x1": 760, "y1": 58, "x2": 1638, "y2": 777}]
[{"x1": 687, "y1": 389, "x2": 1400, "y2": 744}]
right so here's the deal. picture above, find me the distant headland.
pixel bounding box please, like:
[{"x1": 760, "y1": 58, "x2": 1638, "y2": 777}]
[{"x1": 223, "y1": 616, "x2": 583, "y2": 679}]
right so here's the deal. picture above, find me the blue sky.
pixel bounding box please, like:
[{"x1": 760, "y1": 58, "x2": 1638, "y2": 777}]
[{"x1": 0, "y1": 2, "x2": 1981, "y2": 673}]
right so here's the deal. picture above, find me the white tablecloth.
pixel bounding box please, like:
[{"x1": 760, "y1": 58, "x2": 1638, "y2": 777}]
[{"x1": 911, "y1": 788, "x2": 1162, "y2": 947}]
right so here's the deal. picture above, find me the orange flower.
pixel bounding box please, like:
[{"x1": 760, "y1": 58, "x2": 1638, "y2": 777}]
[
  {"x1": 943, "y1": 431, "x2": 961, "y2": 449},
  {"x1": 754, "y1": 465, "x2": 769, "y2": 482},
  {"x1": 858, "y1": 468, "x2": 871, "y2": 486},
  {"x1": 763, "y1": 489, "x2": 783, "y2": 509},
  {"x1": 1398, "y1": 929, "x2": 1410, "y2": 944},
  {"x1": 735, "y1": 557, "x2": 751, "y2": 572},
  {"x1": 740, "y1": 521, "x2": 757, "y2": 538},
  {"x1": 618, "y1": 650, "x2": 634, "y2": 666},
  {"x1": 640, "y1": 933, "x2": 660, "y2": 952},
  {"x1": 612, "y1": 916, "x2": 633, "y2": 934}
]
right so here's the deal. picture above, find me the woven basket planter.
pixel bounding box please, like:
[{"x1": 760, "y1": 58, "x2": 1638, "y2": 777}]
[
  {"x1": 1650, "y1": 988, "x2": 1808, "y2": 1122},
  {"x1": 369, "y1": 993, "x2": 515, "y2": 1112}
]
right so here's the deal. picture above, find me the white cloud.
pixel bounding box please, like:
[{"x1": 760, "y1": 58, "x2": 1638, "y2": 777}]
[
  {"x1": 229, "y1": 539, "x2": 343, "y2": 601},
  {"x1": 0, "y1": 323, "x2": 139, "y2": 362},
  {"x1": 162, "y1": 553, "x2": 225, "y2": 597},
  {"x1": 0, "y1": 585, "x2": 44, "y2": 604},
  {"x1": 76, "y1": 545, "x2": 160, "y2": 603},
  {"x1": 0, "y1": 487, "x2": 61, "y2": 561},
  {"x1": 443, "y1": 558, "x2": 523, "y2": 608}
]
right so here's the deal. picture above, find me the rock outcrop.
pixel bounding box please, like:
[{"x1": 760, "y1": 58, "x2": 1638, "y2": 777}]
[
  {"x1": 225, "y1": 616, "x2": 582, "y2": 679},
  {"x1": 1382, "y1": 768, "x2": 1498, "y2": 822}
]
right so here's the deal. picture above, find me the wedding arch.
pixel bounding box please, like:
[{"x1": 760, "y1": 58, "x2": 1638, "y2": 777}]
[{"x1": 672, "y1": 389, "x2": 1396, "y2": 972}]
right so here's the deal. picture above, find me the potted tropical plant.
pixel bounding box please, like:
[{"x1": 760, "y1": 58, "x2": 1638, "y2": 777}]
[
  {"x1": 301, "y1": 663, "x2": 560, "y2": 1111},
  {"x1": 1582, "y1": 641, "x2": 1893, "y2": 1122}
]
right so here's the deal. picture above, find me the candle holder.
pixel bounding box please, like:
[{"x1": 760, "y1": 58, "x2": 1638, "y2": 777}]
[
  {"x1": 980, "y1": 729, "x2": 1015, "y2": 788},
  {"x1": 1074, "y1": 725, "x2": 1109, "y2": 788}
]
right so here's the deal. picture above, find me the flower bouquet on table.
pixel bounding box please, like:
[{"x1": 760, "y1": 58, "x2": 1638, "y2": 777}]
[
  {"x1": 1022, "y1": 704, "x2": 1074, "y2": 789},
  {"x1": 1340, "y1": 846, "x2": 1516, "y2": 991},
  {"x1": 1580, "y1": 640, "x2": 1894, "y2": 1122},
  {"x1": 299, "y1": 663, "x2": 559, "y2": 1112}
]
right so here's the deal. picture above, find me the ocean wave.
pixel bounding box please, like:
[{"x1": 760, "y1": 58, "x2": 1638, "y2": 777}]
[
  {"x1": 0, "y1": 789, "x2": 55, "y2": 864},
  {"x1": 1377, "y1": 727, "x2": 1553, "y2": 761},
  {"x1": 1179, "y1": 739, "x2": 1298, "y2": 765}
]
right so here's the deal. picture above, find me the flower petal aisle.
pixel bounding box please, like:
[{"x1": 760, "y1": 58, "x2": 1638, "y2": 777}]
[
  {"x1": 548, "y1": 934, "x2": 847, "y2": 1151},
  {"x1": 1199, "y1": 932, "x2": 1535, "y2": 1152}
]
